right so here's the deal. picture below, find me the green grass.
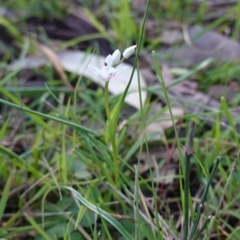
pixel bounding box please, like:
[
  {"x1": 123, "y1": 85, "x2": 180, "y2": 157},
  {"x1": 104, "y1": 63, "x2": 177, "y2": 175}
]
[{"x1": 1, "y1": 0, "x2": 240, "y2": 239}]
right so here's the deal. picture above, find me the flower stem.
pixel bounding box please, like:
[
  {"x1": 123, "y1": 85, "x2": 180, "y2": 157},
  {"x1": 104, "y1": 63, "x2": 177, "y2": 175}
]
[
  {"x1": 104, "y1": 81, "x2": 119, "y2": 187},
  {"x1": 183, "y1": 148, "x2": 191, "y2": 240},
  {"x1": 111, "y1": 136, "x2": 119, "y2": 187},
  {"x1": 104, "y1": 82, "x2": 110, "y2": 120}
]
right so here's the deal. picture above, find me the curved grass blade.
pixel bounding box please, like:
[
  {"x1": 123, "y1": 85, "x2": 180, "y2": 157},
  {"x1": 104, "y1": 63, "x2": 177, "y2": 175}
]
[
  {"x1": 189, "y1": 157, "x2": 221, "y2": 239},
  {"x1": 25, "y1": 214, "x2": 52, "y2": 240},
  {"x1": 64, "y1": 186, "x2": 134, "y2": 240},
  {"x1": 0, "y1": 98, "x2": 96, "y2": 135},
  {"x1": 42, "y1": 186, "x2": 134, "y2": 240},
  {"x1": 0, "y1": 175, "x2": 12, "y2": 220},
  {"x1": 0, "y1": 68, "x2": 21, "y2": 87}
]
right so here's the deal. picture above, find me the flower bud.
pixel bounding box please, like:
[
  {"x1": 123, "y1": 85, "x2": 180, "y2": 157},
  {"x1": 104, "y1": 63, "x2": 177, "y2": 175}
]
[
  {"x1": 123, "y1": 45, "x2": 137, "y2": 59},
  {"x1": 112, "y1": 49, "x2": 121, "y2": 65}
]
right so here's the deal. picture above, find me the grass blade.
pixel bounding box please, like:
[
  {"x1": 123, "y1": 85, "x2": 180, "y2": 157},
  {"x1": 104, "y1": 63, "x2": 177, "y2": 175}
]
[
  {"x1": 0, "y1": 68, "x2": 21, "y2": 87},
  {"x1": 42, "y1": 186, "x2": 134, "y2": 240},
  {"x1": 0, "y1": 175, "x2": 12, "y2": 220},
  {"x1": 183, "y1": 148, "x2": 192, "y2": 240},
  {"x1": 189, "y1": 157, "x2": 221, "y2": 238},
  {"x1": 0, "y1": 98, "x2": 96, "y2": 135},
  {"x1": 25, "y1": 214, "x2": 52, "y2": 240}
]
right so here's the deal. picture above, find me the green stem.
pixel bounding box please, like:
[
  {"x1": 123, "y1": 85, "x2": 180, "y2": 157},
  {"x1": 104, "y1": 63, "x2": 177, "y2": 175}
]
[
  {"x1": 189, "y1": 157, "x2": 221, "y2": 239},
  {"x1": 192, "y1": 215, "x2": 212, "y2": 240},
  {"x1": 111, "y1": 136, "x2": 119, "y2": 187},
  {"x1": 104, "y1": 81, "x2": 119, "y2": 186},
  {"x1": 183, "y1": 148, "x2": 191, "y2": 240},
  {"x1": 104, "y1": 82, "x2": 110, "y2": 120}
]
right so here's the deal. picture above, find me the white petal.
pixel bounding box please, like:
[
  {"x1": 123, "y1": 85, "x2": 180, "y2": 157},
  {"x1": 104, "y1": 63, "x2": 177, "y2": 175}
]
[
  {"x1": 112, "y1": 49, "x2": 121, "y2": 65},
  {"x1": 123, "y1": 45, "x2": 137, "y2": 59},
  {"x1": 88, "y1": 65, "x2": 102, "y2": 77},
  {"x1": 108, "y1": 67, "x2": 116, "y2": 78},
  {"x1": 115, "y1": 66, "x2": 127, "y2": 75},
  {"x1": 105, "y1": 54, "x2": 113, "y2": 68},
  {"x1": 100, "y1": 66, "x2": 116, "y2": 82}
]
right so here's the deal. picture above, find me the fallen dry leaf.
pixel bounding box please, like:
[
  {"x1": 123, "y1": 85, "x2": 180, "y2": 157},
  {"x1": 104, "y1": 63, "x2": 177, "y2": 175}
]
[
  {"x1": 194, "y1": 0, "x2": 236, "y2": 7},
  {"x1": 38, "y1": 44, "x2": 75, "y2": 91},
  {"x1": 160, "y1": 29, "x2": 182, "y2": 45},
  {"x1": 9, "y1": 50, "x2": 147, "y2": 109},
  {"x1": 209, "y1": 83, "x2": 240, "y2": 101},
  {"x1": 138, "y1": 148, "x2": 177, "y2": 184},
  {"x1": 164, "y1": 25, "x2": 240, "y2": 67},
  {"x1": 148, "y1": 62, "x2": 240, "y2": 135},
  {"x1": 144, "y1": 103, "x2": 184, "y2": 142}
]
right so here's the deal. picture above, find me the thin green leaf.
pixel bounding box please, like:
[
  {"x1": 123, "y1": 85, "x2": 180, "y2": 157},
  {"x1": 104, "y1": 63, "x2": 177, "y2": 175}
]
[
  {"x1": 0, "y1": 175, "x2": 12, "y2": 220},
  {"x1": 65, "y1": 187, "x2": 134, "y2": 240},
  {"x1": 42, "y1": 186, "x2": 134, "y2": 240},
  {"x1": 0, "y1": 68, "x2": 21, "y2": 87},
  {"x1": 0, "y1": 98, "x2": 96, "y2": 135},
  {"x1": 25, "y1": 214, "x2": 52, "y2": 240}
]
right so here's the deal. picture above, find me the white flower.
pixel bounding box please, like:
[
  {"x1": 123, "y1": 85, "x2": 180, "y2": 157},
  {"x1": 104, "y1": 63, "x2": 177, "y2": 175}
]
[
  {"x1": 123, "y1": 45, "x2": 137, "y2": 59},
  {"x1": 89, "y1": 51, "x2": 126, "y2": 82}
]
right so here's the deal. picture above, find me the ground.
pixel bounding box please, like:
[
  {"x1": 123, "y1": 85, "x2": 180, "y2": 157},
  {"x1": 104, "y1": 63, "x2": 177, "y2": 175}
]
[{"x1": 0, "y1": 1, "x2": 240, "y2": 239}]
